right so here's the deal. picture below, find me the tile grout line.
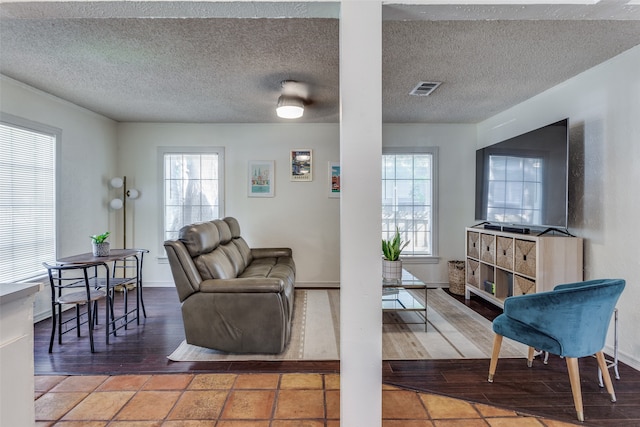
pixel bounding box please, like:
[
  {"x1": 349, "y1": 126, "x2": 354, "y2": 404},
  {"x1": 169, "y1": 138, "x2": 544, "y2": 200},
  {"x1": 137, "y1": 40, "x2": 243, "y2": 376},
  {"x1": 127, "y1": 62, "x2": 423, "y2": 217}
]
[{"x1": 34, "y1": 373, "x2": 583, "y2": 426}]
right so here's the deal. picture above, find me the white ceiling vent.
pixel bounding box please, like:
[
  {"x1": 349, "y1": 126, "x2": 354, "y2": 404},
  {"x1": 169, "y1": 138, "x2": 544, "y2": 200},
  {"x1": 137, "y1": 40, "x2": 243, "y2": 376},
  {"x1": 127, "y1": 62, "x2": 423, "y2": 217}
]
[{"x1": 409, "y1": 81, "x2": 442, "y2": 97}]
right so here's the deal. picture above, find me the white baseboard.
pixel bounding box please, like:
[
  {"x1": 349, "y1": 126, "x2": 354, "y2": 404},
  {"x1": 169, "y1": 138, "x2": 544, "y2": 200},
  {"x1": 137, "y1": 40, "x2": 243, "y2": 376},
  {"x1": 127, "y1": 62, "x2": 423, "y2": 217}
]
[
  {"x1": 295, "y1": 281, "x2": 340, "y2": 288},
  {"x1": 604, "y1": 344, "x2": 640, "y2": 372},
  {"x1": 145, "y1": 281, "x2": 341, "y2": 288},
  {"x1": 145, "y1": 281, "x2": 177, "y2": 288}
]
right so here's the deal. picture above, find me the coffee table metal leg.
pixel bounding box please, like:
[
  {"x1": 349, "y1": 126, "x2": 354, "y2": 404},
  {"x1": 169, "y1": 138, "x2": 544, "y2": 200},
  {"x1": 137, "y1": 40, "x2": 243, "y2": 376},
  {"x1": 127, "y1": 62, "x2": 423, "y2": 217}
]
[{"x1": 424, "y1": 286, "x2": 428, "y2": 332}]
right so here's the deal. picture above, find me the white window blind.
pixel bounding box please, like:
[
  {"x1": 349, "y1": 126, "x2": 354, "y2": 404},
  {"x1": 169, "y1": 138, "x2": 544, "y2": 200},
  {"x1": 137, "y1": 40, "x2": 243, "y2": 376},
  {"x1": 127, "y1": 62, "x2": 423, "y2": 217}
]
[
  {"x1": 382, "y1": 147, "x2": 438, "y2": 257},
  {"x1": 161, "y1": 147, "x2": 225, "y2": 242},
  {"x1": 0, "y1": 120, "x2": 57, "y2": 282}
]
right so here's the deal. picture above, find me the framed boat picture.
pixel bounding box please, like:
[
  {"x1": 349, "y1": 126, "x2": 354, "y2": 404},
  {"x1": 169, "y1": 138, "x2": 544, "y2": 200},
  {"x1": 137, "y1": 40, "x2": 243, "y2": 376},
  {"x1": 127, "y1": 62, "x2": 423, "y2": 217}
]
[{"x1": 248, "y1": 160, "x2": 275, "y2": 197}]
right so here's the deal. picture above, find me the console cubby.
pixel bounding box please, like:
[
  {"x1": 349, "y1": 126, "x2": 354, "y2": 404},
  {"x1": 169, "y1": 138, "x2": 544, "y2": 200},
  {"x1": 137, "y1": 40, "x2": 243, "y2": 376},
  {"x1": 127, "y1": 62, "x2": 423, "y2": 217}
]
[{"x1": 464, "y1": 227, "x2": 583, "y2": 308}]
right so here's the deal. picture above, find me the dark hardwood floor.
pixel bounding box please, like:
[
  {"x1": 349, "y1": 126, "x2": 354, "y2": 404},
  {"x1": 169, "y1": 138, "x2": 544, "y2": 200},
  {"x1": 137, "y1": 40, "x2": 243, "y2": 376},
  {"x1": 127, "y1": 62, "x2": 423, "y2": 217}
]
[{"x1": 34, "y1": 287, "x2": 640, "y2": 427}]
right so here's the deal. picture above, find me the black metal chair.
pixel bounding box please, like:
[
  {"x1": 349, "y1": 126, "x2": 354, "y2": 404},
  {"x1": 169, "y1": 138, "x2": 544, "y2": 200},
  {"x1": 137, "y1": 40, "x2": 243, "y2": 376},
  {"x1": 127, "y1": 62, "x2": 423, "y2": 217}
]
[
  {"x1": 90, "y1": 249, "x2": 148, "y2": 334},
  {"x1": 110, "y1": 248, "x2": 149, "y2": 318},
  {"x1": 43, "y1": 262, "x2": 107, "y2": 353}
]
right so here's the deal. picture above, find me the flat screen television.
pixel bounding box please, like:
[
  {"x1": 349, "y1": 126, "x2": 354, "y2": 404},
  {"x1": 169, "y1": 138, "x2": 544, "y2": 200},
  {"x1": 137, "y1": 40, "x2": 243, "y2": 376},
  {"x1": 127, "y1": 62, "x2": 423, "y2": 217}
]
[{"x1": 475, "y1": 118, "x2": 569, "y2": 230}]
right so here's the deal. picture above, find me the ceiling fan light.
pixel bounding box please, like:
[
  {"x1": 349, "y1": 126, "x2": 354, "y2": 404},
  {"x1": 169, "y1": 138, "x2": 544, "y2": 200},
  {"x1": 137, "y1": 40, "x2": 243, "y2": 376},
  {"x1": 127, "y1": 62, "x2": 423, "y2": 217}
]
[{"x1": 276, "y1": 96, "x2": 304, "y2": 119}]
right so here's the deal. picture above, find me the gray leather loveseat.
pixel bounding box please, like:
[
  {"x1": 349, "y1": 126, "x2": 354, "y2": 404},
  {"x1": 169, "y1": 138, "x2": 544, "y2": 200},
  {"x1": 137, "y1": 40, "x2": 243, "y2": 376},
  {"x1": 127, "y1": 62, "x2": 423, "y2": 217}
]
[{"x1": 164, "y1": 217, "x2": 295, "y2": 353}]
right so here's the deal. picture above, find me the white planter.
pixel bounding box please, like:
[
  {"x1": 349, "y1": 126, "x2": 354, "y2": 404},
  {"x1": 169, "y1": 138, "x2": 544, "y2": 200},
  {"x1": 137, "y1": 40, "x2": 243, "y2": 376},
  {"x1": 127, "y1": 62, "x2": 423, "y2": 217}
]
[
  {"x1": 382, "y1": 259, "x2": 402, "y2": 281},
  {"x1": 92, "y1": 242, "x2": 110, "y2": 257}
]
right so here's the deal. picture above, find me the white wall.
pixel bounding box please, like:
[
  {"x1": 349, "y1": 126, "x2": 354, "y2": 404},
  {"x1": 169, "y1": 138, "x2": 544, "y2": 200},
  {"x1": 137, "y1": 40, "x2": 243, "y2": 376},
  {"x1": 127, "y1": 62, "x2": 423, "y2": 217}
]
[
  {"x1": 477, "y1": 45, "x2": 640, "y2": 369},
  {"x1": 0, "y1": 76, "x2": 119, "y2": 321},
  {"x1": 116, "y1": 123, "x2": 341, "y2": 287},
  {"x1": 117, "y1": 122, "x2": 476, "y2": 288},
  {"x1": 383, "y1": 124, "x2": 477, "y2": 284}
]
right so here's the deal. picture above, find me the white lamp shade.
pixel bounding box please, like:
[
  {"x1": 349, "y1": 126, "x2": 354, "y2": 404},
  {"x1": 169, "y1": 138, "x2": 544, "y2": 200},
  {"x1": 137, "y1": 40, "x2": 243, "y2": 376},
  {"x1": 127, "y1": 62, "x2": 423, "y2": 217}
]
[
  {"x1": 110, "y1": 177, "x2": 124, "y2": 188},
  {"x1": 276, "y1": 96, "x2": 304, "y2": 119},
  {"x1": 127, "y1": 188, "x2": 140, "y2": 199},
  {"x1": 110, "y1": 198, "x2": 123, "y2": 210}
]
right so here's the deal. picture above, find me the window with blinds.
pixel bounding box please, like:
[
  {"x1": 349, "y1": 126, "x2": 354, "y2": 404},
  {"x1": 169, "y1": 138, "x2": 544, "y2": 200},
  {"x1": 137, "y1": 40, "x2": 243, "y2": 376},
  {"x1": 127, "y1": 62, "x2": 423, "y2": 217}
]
[
  {"x1": 0, "y1": 117, "x2": 58, "y2": 282},
  {"x1": 160, "y1": 147, "x2": 225, "y2": 242},
  {"x1": 382, "y1": 147, "x2": 438, "y2": 257}
]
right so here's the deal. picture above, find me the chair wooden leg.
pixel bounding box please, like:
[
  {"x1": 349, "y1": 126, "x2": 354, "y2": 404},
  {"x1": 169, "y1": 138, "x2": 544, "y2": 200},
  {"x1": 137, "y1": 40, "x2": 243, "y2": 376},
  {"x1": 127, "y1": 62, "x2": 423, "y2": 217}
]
[
  {"x1": 566, "y1": 357, "x2": 584, "y2": 422},
  {"x1": 527, "y1": 346, "x2": 535, "y2": 367},
  {"x1": 595, "y1": 351, "x2": 616, "y2": 402},
  {"x1": 488, "y1": 334, "x2": 503, "y2": 382}
]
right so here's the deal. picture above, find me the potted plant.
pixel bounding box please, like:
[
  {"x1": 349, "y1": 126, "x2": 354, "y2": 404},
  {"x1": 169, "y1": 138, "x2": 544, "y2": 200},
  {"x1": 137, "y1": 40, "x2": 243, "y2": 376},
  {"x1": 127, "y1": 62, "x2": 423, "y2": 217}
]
[
  {"x1": 382, "y1": 227, "x2": 409, "y2": 281},
  {"x1": 90, "y1": 231, "x2": 111, "y2": 257}
]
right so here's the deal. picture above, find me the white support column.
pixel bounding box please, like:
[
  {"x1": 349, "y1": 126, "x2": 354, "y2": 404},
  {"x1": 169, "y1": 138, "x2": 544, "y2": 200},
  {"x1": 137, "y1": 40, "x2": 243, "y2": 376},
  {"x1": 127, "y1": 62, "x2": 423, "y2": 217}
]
[{"x1": 339, "y1": 1, "x2": 382, "y2": 426}]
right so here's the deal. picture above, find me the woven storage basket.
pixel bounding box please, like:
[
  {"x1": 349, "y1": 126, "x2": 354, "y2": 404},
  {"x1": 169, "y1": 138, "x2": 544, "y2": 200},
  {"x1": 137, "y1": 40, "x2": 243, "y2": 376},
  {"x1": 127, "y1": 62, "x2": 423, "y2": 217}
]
[
  {"x1": 448, "y1": 260, "x2": 466, "y2": 295},
  {"x1": 467, "y1": 231, "x2": 480, "y2": 258},
  {"x1": 496, "y1": 237, "x2": 514, "y2": 270},
  {"x1": 515, "y1": 240, "x2": 536, "y2": 277},
  {"x1": 466, "y1": 259, "x2": 479, "y2": 287},
  {"x1": 480, "y1": 234, "x2": 496, "y2": 263},
  {"x1": 514, "y1": 275, "x2": 535, "y2": 296}
]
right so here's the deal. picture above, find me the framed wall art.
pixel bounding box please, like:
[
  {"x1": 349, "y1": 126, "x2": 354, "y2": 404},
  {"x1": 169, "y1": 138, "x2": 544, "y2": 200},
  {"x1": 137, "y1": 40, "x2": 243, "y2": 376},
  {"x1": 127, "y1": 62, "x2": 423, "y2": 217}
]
[
  {"x1": 328, "y1": 162, "x2": 340, "y2": 198},
  {"x1": 248, "y1": 160, "x2": 275, "y2": 197},
  {"x1": 290, "y1": 149, "x2": 313, "y2": 182}
]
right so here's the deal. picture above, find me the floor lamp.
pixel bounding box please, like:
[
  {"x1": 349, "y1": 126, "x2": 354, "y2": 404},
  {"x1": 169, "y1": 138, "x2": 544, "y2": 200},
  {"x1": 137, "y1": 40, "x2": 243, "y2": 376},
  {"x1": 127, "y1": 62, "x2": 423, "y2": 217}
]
[{"x1": 109, "y1": 176, "x2": 139, "y2": 249}]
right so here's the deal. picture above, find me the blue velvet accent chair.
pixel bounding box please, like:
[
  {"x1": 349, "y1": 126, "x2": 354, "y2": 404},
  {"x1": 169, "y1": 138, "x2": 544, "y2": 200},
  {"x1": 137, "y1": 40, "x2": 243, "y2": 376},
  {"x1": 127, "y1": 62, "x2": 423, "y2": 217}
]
[{"x1": 488, "y1": 278, "x2": 625, "y2": 422}]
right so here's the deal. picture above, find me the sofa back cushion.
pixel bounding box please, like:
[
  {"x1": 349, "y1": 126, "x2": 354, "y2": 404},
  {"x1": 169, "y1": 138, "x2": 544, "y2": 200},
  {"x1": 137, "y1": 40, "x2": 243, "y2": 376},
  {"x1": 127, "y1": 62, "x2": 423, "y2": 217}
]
[
  {"x1": 232, "y1": 237, "x2": 253, "y2": 266},
  {"x1": 224, "y1": 217, "x2": 254, "y2": 266},
  {"x1": 221, "y1": 243, "x2": 246, "y2": 276},
  {"x1": 195, "y1": 247, "x2": 237, "y2": 280},
  {"x1": 224, "y1": 217, "x2": 242, "y2": 238},
  {"x1": 179, "y1": 222, "x2": 220, "y2": 257},
  {"x1": 213, "y1": 219, "x2": 233, "y2": 244}
]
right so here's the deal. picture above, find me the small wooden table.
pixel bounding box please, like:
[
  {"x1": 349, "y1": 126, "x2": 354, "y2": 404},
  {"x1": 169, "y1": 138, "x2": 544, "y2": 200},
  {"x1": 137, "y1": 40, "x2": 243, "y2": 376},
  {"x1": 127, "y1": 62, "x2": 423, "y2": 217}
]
[{"x1": 57, "y1": 249, "x2": 145, "y2": 344}]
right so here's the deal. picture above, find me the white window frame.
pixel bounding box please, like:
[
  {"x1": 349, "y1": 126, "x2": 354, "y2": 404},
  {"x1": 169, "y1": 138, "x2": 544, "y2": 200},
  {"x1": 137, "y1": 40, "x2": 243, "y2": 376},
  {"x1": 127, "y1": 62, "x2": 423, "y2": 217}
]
[
  {"x1": 158, "y1": 146, "x2": 225, "y2": 250},
  {"x1": 382, "y1": 146, "x2": 439, "y2": 263},
  {"x1": 0, "y1": 113, "x2": 60, "y2": 282}
]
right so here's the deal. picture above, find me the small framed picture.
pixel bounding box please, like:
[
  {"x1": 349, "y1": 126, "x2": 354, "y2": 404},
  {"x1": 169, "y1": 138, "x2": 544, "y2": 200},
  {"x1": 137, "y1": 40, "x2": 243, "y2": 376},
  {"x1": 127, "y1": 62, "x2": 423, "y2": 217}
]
[
  {"x1": 248, "y1": 160, "x2": 275, "y2": 197},
  {"x1": 290, "y1": 149, "x2": 313, "y2": 181},
  {"x1": 328, "y1": 162, "x2": 340, "y2": 198}
]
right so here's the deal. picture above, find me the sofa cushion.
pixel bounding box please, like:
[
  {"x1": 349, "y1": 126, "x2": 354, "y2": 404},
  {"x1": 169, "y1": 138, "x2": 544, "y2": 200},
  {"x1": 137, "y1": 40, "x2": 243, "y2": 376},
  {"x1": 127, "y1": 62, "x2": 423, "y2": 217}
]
[
  {"x1": 221, "y1": 243, "x2": 247, "y2": 276},
  {"x1": 224, "y1": 217, "x2": 242, "y2": 238},
  {"x1": 179, "y1": 221, "x2": 220, "y2": 256},
  {"x1": 232, "y1": 237, "x2": 254, "y2": 266},
  {"x1": 213, "y1": 219, "x2": 233, "y2": 244},
  {"x1": 268, "y1": 263, "x2": 296, "y2": 284},
  {"x1": 275, "y1": 257, "x2": 296, "y2": 274},
  {"x1": 195, "y1": 247, "x2": 237, "y2": 280},
  {"x1": 241, "y1": 262, "x2": 275, "y2": 278}
]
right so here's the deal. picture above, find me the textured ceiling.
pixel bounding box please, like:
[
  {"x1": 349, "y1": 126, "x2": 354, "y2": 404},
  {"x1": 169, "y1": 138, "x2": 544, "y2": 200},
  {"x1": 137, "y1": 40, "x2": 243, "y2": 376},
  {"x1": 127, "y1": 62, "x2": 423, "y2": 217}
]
[{"x1": 1, "y1": 1, "x2": 640, "y2": 124}]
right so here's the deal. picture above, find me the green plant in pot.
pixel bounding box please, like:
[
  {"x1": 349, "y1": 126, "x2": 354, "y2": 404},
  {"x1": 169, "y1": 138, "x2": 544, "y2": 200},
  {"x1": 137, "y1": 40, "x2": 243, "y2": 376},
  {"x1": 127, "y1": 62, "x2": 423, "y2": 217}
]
[
  {"x1": 382, "y1": 228, "x2": 409, "y2": 281},
  {"x1": 90, "y1": 231, "x2": 111, "y2": 257}
]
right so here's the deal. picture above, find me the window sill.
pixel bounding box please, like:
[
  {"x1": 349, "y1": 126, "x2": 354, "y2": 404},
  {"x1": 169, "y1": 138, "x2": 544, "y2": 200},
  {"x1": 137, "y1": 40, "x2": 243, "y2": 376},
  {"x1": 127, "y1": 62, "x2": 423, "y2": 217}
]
[{"x1": 400, "y1": 256, "x2": 440, "y2": 265}]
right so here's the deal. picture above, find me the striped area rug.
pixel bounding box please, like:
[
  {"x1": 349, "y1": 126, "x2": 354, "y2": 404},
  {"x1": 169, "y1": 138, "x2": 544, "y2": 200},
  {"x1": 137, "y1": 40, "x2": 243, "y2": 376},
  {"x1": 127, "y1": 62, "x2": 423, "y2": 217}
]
[
  {"x1": 168, "y1": 289, "x2": 340, "y2": 361},
  {"x1": 383, "y1": 288, "x2": 526, "y2": 359},
  {"x1": 168, "y1": 288, "x2": 526, "y2": 361}
]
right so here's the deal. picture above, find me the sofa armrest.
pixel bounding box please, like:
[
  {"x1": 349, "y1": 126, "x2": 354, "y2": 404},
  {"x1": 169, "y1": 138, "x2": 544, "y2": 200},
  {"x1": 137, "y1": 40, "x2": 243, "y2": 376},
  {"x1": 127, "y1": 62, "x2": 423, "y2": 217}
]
[
  {"x1": 251, "y1": 247, "x2": 292, "y2": 258},
  {"x1": 199, "y1": 277, "x2": 285, "y2": 293}
]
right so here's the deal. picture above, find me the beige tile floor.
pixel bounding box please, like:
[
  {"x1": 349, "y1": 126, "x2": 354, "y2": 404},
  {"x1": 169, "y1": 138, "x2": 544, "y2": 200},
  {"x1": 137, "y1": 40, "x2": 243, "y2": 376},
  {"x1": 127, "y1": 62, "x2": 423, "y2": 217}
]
[{"x1": 34, "y1": 373, "x2": 580, "y2": 427}]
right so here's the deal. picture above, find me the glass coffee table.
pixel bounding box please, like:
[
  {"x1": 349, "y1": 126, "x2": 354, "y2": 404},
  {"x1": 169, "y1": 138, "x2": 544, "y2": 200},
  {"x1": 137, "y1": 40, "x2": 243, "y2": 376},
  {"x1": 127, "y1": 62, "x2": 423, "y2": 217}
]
[{"x1": 382, "y1": 270, "x2": 427, "y2": 331}]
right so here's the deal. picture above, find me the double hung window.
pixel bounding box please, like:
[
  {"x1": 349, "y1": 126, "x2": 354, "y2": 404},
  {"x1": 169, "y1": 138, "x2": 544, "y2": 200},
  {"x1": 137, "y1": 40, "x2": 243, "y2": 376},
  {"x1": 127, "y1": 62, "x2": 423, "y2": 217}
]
[
  {"x1": 161, "y1": 147, "x2": 225, "y2": 242},
  {"x1": 0, "y1": 114, "x2": 58, "y2": 282},
  {"x1": 382, "y1": 147, "x2": 438, "y2": 258}
]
